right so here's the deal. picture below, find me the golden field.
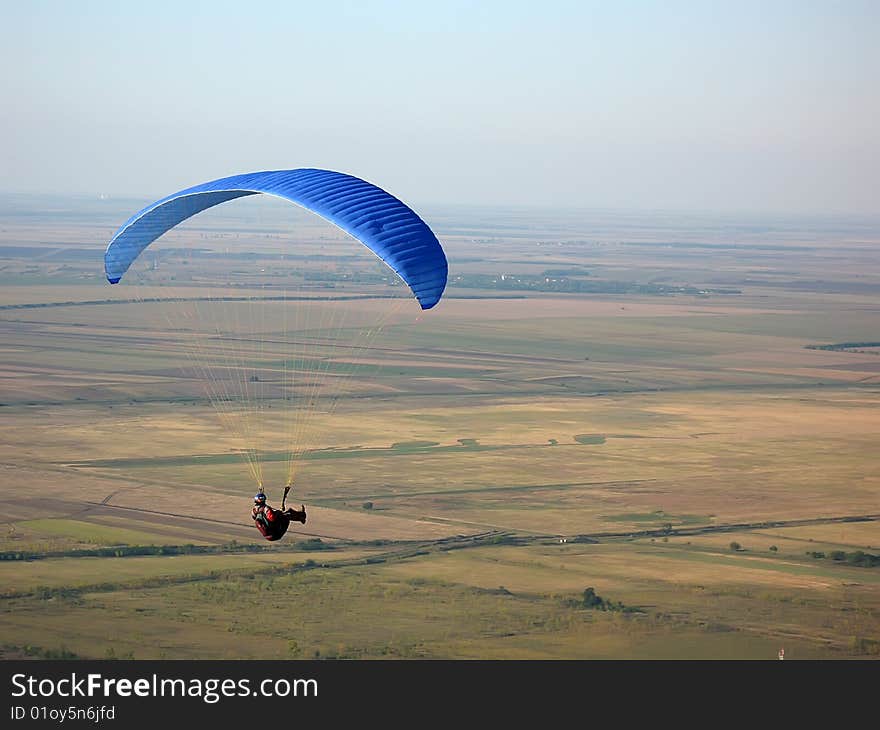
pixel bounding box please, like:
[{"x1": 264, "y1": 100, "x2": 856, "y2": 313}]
[{"x1": 1, "y1": 200, "x2": 878, "y2": 658}]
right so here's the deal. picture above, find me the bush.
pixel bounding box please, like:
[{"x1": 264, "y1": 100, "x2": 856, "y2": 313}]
[
  {"x1": 729, "y1": 541, "x2": 742, "y2": 552},
  {"x1": 575, "y1": 587, "x2": 633, "y2": 613},
  {"x1": 581, "y1": 587, "x2": 604, "y2": 609},
  {"x1": 846, "y1": 551, "x2": 880, "y2": 568}
]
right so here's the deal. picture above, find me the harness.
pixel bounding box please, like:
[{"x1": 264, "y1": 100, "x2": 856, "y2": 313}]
[{"x1": 253, "y1": 504, "x2": 286, "y2": 540}]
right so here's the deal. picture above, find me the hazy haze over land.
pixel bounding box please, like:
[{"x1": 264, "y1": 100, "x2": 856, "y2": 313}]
[{"x1": 1, "y1": 0, "x2": 878, "y2": 214}]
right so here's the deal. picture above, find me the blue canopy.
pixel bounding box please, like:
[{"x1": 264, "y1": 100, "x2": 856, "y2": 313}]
[{"x1": 104, "y1": 168, "x2": 447, "y2": 309}]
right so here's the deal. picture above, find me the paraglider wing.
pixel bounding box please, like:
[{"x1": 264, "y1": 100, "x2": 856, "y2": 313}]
[{"x1": 104, "y1": 169, "x2": 448, "y2": 309}]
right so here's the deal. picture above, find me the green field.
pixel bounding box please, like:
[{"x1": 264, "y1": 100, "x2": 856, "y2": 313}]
[{"x1": 1, "y1": 200, "x2": 879, "y2": 659}]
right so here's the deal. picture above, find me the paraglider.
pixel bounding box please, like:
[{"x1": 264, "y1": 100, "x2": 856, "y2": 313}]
[
  {"x1": 252, "y1": 487, "x2": 306, "y2": 542},
  {"x1": 104, "y1": 169, "x2": 448, "y2": 540},
  {"x1": 105, "y1": 168, "x2": 447, "y2": 309}
]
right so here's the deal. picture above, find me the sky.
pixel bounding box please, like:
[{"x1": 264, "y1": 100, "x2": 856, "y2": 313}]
[{"x1": 1, "y1": 0, "x2": 878, "y2": 214}]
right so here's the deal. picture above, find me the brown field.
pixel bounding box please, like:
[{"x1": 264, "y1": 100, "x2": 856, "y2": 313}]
[{"x1": 1, "y1": 199, "x2": 879, "y2": 659}]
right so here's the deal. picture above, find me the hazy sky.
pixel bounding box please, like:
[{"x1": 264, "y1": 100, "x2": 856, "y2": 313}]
[{"x1": 2, "y1": 1, "x2": 877, "y2": 214}]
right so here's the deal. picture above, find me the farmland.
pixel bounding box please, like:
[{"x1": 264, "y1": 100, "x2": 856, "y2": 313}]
[{"x1": 0, "y1": 194, "x2": 878, "y2": 659}]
